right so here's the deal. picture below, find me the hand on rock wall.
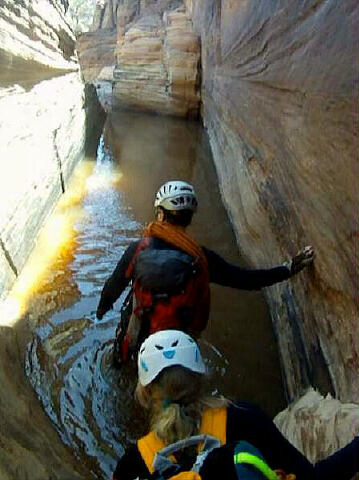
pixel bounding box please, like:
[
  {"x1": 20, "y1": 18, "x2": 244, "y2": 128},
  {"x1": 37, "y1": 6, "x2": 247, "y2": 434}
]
[{"x1": 285, "y1": 246, "x2": 315, "y2": 276}]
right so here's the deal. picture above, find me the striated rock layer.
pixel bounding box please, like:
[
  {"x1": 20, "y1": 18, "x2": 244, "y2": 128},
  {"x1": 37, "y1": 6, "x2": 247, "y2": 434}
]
[
  {"x1": 76, "y1": 29, "x2": 117, "y2": 83},
  {"x1": 76, "y1": 1, "x2": 200, "y2": 117},
  {"x1": 185, "y1": 0, "x2": 358, "y2": 404},
  {"x1": 113, "y1": 7, "x2": 200, "y2": 117},
  {"x1": 0, "y1": 0, "x2": 76, "y2": 86}
]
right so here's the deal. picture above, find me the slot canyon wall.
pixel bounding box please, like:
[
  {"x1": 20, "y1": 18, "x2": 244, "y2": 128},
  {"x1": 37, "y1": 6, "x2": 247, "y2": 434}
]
[
  {"x1": 0, "y1": 1, "x2": 99, "y2": 478},
  {"x1": 0, "y1": 0, "x2": 357, "y2": 477},
  {"x1": 0, "y1": 0, "x2": 102, "y2": 301},
  {"x1": 184, "y1": 0, "x2": 358, "y2": 405}
]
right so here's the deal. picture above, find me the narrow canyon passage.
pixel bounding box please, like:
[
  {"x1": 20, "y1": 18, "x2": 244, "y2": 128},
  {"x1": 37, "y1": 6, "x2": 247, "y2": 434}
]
[{"x1": 24, "y1": 111, "x2": 285, "y2": 478}]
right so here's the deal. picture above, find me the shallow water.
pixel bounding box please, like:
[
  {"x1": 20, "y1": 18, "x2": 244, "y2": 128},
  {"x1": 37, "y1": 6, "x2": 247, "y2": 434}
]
[{"x1": 25, "y1": 111, "x2": 285, "y2": 478}]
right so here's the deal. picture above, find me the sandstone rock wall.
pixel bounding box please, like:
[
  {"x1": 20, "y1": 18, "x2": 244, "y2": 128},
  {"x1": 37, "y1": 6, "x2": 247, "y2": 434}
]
[
  {"x1": 0, "y1": 2, "x2": 93, "y2": 477},
  {"x1": 0, "y1": 1, "x2": 113, "y2": 477},
  {"x1": 0, "y1": 0, "x2": 91, "y2": 302},
  {"x1": 91, "y1": 0, "x2": 182, "y2": 31},
  {"x1": 185, "y1": 0, "x2": 358, "y2": 403},
  {"x1": 77, "y1": 29, "x2": 117, "y2": 83},
  {"x1": 77, "y1": 1, "x2": 200, "y2": 118},
  {"x1": 112, "y1": 7, "x2": 200, "y2": 117},
  {"x1": 0, "y1": 325, "x2": 88, "y2": 479},
  {"x1": 0, "y1": 0, "x2": 76, "y2": 86},
  {"x1": 0, "y1": 73, "x2": 86, "y2": 302}
]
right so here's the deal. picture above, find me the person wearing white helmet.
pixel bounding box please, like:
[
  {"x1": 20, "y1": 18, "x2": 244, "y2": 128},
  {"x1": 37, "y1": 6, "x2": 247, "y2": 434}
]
[
  {"x1": 154, "y1": 180, "x2": 198, "y2": 213},
  {"x1": 111, "y1": 330, "x2": 358, "y2": 480},
  {"x1": 96, "y1": 180, "x2": 314, "y2": 365}
]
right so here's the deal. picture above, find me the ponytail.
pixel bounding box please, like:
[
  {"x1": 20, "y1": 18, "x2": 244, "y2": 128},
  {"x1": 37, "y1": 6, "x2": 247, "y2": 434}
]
[{"x1": 135, "y1": 366, "x2": 226, "y2": 445}]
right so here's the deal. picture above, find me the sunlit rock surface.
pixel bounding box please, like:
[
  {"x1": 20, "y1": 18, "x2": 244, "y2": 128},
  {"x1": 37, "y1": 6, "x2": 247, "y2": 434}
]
[
  {"x1": 0, "y1": 73, "x2": 86, "y2": 301},
  {"x1": 0, "y1": 2, "x2": 100, "y2": 479},
  {"x1": 275, "y1": 389, "x2": 359, "y2": 463},
  {"x1": 0, "y1": 0, "x2": 76, "y2": 86},
  {"x1": 185, "y1": 0, "x2": 359, "y2": 404}
]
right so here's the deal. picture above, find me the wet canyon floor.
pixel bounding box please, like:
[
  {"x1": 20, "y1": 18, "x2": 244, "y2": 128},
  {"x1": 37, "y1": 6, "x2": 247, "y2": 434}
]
[{"x1": 24, "y1": 111, "x2": 285, "y2": 478}]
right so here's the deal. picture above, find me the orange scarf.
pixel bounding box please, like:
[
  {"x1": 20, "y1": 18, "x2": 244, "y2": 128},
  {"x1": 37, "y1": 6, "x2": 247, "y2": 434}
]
[
  {"x1": 143, "y1": 222, "x2": 209, "y2": 279},
  {"x1": 143, "y1": 221, "x2": 210, "y2": 336}
]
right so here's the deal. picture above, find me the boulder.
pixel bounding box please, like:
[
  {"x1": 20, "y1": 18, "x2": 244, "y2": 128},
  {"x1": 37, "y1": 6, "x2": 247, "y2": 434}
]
[{"x1": 275, "y1": 389, "x2": 359, "y2": 463}]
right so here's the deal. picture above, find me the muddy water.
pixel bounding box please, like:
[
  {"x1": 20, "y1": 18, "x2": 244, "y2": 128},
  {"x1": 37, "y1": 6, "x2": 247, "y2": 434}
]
[{"x1": 25, "y1": 111, "x2": 285, "y2": 479}]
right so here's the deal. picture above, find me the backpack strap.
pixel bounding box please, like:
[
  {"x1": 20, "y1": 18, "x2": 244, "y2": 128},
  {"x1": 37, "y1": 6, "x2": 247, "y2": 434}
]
[
  {"x1": 153, "y1": 434, "x2": 221, "y2": 477},
  {"x1": 138, "y1": 431, "x2": 176, "y2": 474},
  {"x1": 138, "y1": 407, "x2": 227, "y2": 476},
  {"x1": 199, "y1": 407, "x2": 227, "y2": 446}
]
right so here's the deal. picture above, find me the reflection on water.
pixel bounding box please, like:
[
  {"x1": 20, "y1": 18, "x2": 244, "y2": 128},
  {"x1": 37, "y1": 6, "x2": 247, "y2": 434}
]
[{"x1": 25, "y1": 113, "x2": 285, "y2": 479}]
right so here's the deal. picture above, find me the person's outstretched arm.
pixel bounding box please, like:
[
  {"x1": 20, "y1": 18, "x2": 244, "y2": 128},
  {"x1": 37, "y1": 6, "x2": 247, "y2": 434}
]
[
  {"x1": 314, "y1": 436, "x2": 359, "y2": 479},
  {"x1": 96, "y1": 241, "x2": 139, "y2": 320},
  {"x1": 204, "y1": 246, "x2": 314, "y2": 290}
]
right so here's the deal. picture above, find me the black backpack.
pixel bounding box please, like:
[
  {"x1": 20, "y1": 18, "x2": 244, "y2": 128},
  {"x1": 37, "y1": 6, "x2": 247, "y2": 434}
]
[{"x1": 134, "y1": 248, "x2": 198, "y2": 295}]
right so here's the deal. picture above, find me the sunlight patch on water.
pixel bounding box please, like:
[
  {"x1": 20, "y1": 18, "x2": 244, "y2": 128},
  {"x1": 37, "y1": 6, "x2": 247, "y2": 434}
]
[{"x1": 0, "y1": 158, "x2": 97, "y2": 327}]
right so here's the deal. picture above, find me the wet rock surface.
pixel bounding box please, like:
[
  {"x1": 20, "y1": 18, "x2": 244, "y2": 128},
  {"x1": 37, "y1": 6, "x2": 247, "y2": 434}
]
[
  {"x1": 0, "y1": 325, "x2": 89, "y2": 480},
  {"x1": 0, "y1": 2, "x2": 90, "y2": 477}
]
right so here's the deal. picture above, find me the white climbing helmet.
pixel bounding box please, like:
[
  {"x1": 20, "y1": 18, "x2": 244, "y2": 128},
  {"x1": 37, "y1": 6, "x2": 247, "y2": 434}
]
[
  {"x1": 138, "y1": 330, "x2": 206, "y2": 386},
  {"x1": 154, "y1": 181, "x2": 198, "y2": 212}
]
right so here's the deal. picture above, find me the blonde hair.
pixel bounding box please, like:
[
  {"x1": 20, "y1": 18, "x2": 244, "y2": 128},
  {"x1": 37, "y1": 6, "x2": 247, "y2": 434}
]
[{"x1": 135, "y1": 366, "x2": 227, "y2": 445}]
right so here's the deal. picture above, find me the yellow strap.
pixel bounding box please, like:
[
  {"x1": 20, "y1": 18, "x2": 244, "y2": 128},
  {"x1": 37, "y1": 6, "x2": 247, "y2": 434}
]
[
  {"x1": 138, "y1": 431, "x2": 176, "y2": 474},
  {"x1": 170, "y1": 473, "x2": 202, "y2": 480},
  {"x1": 138, "y1": 407, "x2": 227, "y2": 473},
  {"x1": 199, "y1": 407, "x2": 227, "y2": 446}
]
